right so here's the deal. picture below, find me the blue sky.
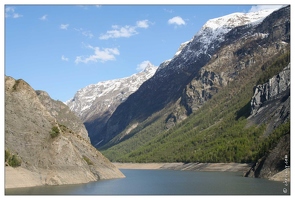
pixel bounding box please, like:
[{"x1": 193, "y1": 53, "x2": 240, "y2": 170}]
[{"x1": 4, "y1": 3, "x2": 289, "y2": 102}]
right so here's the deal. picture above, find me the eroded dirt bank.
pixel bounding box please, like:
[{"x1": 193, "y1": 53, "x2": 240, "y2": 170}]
[
  {"x1": 113, "y1": 162, "x2": 288, "y2": 182},
  {"x1": 113, "y1": 162, "x2": 252, "y2": 172}
]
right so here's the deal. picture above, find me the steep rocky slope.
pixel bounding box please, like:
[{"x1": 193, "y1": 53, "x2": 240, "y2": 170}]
[
  {"x1": 244, "y1": 64, "x2": 290, "y2": 180},
  {"x1": 98, "y1": 5, "x2": 290, "y2": 176},
  {"x1": 179, "y1": 5, "x2": 290, "y2": 119},
  {"x1": 249, "y1": 64, "x2": 290, "y2": 135},
  {"x1": 37, "y1": 90, "x2": 90, "y2": 142},
  {"x1": 65, "y1": 63, "x2": 157, "y2": 146},
  {"x1": 5, "y1": 76, "x2": 124, "y2": 188},
  {"x1": 98, "y1": 6, "x2": 289, "y2": 148}
]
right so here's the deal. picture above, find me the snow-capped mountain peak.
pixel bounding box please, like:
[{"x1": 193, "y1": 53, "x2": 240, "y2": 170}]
[
  {"x1": 65, "y1": 63, "x2": 157, "y2": 121},
  {"x1": 142, "y1": 61, "x2": 157, "y2": 73},
  {"x1": 157, "y1": 8, "x2": 278, "y2": 73},
  {"x1": 203, "y1": 8, "x2": 280, "y2": 31},
  {"x1": 196, "y1": 8, "x2": 278, "y2": 50},
  {"x1": 174, "y1": 40, "x2": 193, "y2": 57}
]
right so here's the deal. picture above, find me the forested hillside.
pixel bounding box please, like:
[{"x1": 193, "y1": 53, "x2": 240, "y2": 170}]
[
  {"x1": 101, "y1": 51, "x2": 290, "y2": 163},
  {"x1": 100, "y1": 6, "x2": 290, "y2": 167}
]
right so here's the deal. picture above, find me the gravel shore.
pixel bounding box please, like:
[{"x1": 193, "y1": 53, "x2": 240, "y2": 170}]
[
  {"x1": 112, "y1": 162, "x2": 252, "y2": 172},
  {"x1": 113, "y1": 162, "x2": 289, "y2": 182},
  {"x1": 6, "y1": 162, "x2": 286, "y2": 189}
]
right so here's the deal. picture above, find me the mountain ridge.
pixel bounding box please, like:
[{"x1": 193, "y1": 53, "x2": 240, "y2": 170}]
[
  {"x1": 97, "y1": 6, "x2": 287, "y2": 148},
  {"x1": 99, "y1": 5, "x2": 290, "y2": 171},
  {"x1": 65, "y1": 62, "x2": 157, "y2": 145},
  {"x1": 65, "y1": 62, "x2": 157, "y2": 117}
]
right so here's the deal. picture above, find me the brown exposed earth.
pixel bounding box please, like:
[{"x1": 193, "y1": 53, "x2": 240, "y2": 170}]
[
  {"x1": 113, "y1": 162, "x2": 289, "y2": 182},
  {"x1": 113, "y1": 162, "x2": 251, "y2": 171},
  {"x1": 5, "y1": 76, "x2": 125, "y2": 189}
]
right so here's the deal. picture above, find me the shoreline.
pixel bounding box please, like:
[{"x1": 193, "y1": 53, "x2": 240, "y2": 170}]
[
  {"x1": 112, "y1": 162, "x2": 252, "y2": 172},
  {"x1": 113, "y1": 162, "x2": 289, "y2": 182},
  {"x1": 5, "y1": 166, "x2": 44, "y2": 189},
  {"x1": 6, "y1": 162, "x2": 287, "y2": 189}
]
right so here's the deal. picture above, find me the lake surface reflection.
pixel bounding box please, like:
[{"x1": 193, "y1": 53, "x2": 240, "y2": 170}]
[{"x1": 5, "y1": 169, "x2": 290, "y2": 195}]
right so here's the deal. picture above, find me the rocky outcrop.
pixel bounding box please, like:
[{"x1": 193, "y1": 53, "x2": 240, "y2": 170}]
[
  {"x1": 244, "y1": 64, "x2": 290, "y2": 181},
  {"x1": 248, "y1": 64, "x2": 290, "y2": 135},
  {"x1": 5, "y1": 76, "x2": 125, "y2": 188},
  {"x1": 180, "y1": 69, "x2": 225, "y2": 115},
  {"x1": 244, "y1": 134, "x2": 290, "y2": 181},
  {"x1": 250, "y1": 64, "x2": 290, "y2": 115},
  {"x1": 36, "y1": 90, "x2": 90, "y2": 142}
]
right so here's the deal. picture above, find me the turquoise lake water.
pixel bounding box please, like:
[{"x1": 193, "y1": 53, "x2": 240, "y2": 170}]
[{"x1": 5, "y1": 169, "x2": 290, "y2": 195}]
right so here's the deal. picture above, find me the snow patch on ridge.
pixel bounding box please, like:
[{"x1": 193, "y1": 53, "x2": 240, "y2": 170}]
[
  {"x1": 196, "y1": 8, "x2": 277, "y2": 53},
  {"x1": 157, "y1": 8, "x2": 277, "y2": 74},
  {"x1": 65, "y1": 62, "x2": 157, "y2": 118}
]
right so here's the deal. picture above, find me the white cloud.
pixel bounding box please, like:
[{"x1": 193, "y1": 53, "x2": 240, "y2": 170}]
[
  {"x1": 136, "y1": 60, "x2": 152, "y2": 71},
  {"x1": 13, "y1": 13, "x2": 23, "y2": 19},
  {"x1": 136, "y1": 20, "x2": 149, "y2": 28},
  {"x1": 78, "y1": 5, "x2": 88, "y2": 10},
  {"x1": 61, "y1": 55, "x2": 69, "y2": 61},
  {"x1": 75, "y1": 45, "x2": 120, "y2": 64},
  {"x1": 168, "y1": 16, "x2": 186, "y2": 26},
  {"x1": 6, "y1": 7, "x2": 15, "y2": 12},
  {"x1": 82, "y1": 30, "x2": 94, "y2": 38},
  {"x1": 99, "y1": 20, "x2": 151, "y2": 40},
  {"x1": 99, "y1": 25, "x2": 137, "y2": 40},
  {"x1": 164, "y1": 8, "x2": 173, "y2": 13},
  {"x1": 39, "y1": 15, "x2": 48, "y2": 21},
  {"x1": 60, "y1": 24, "x2": 69, "y2": 30},
  {"x1": 74, "y1": 28, "x2": 94, "y2": 38},
  {"x1": 248, "y1": 5, "x2": 284, "y2": 13},
  {"x1": 5, "y1": 6, "x2": 23, "y2": 18}
]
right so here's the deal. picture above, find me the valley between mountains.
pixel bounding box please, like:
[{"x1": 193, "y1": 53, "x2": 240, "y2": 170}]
[
  {"x1": 5, "y1": 5, "x2": 290, "y2": 188},
  {"x1": 65, "y1": 5, "x2": 290, "y2": 181}
]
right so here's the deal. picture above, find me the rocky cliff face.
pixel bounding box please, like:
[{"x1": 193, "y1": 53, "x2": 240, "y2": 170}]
[
  {"x1": 5, "y1": 76, "x2": 124, "y2": 188},
  {"x1": 180, "y1": 6, "x2": 290, "y2": 119},
  {"x1": 244, "y1": 64, "x2": 290, "y2": 180},
  {"x1": 98, "y1": 6, "x2": 289, "y2": 148},
  {"x1": 249, "y1": 64, "x2": 290, "y2": 135}
]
